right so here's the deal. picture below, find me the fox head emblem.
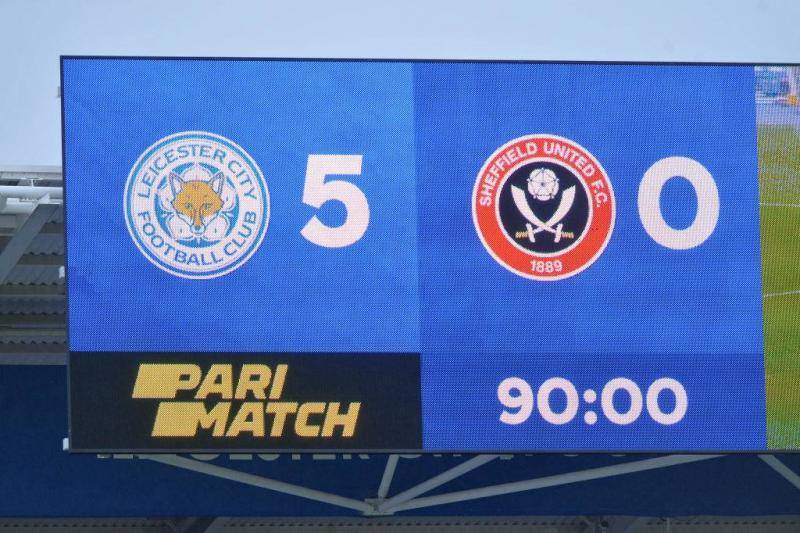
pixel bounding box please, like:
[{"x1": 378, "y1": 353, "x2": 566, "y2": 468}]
[
  {"x1": 169, "y1": 171, "x2": 225, "y2": 235},
  {"x1": 125, "y1": 132, "x2": 268, "y2": 278}
]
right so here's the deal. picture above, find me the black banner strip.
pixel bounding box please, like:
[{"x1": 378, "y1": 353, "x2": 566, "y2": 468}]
[{"x1": 69, "y1": 352, "x2": 421, "y2": 451}]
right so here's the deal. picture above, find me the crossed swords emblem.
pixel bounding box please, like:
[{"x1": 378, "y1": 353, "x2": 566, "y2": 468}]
[{"x1": 511, "y1": 184, "x2": 576, "y2": 244}]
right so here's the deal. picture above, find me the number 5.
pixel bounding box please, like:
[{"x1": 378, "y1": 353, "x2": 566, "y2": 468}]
[{"x1": 301, "y1": 155, "x2": 369, "y2": 248}]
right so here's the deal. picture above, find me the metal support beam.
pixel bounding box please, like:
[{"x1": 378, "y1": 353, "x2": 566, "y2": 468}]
[
  {"x1": 142, "y1": 455, "x2": 373, "y2": 513},
  {"x1": 376, "y1": 454, "x2": 499, "y2": 513},
  {"x1": 16, "y1": 253, "x2": 63, "y2": 266},
  {"x1": 0, "y1": 314, "x2": 64, "y2": 326},
  {"x1": 0, "y1": 222, "x2": 63, "y2": 239},
  {"x1": 0, "y1": 202, "x2": 58, "y2": 283},
  {"x1": 173, "y1": 517, "x2": 219, "y2": 533},
  {"x1": 378, "y1": 454, "x2": 400, "y2": 499},
  {"x1": 0, "y1": 284, "x2": 64, "y2": 296},
  {"x1": 759, "y1": 455, "x2": 800, "y2": 491},
  {"x1": 0, "y1": 352, "x2": 66, "y2": 365},
  {"x1": 0, "y1": 166, "x2": 62, "y2": 187},
  {"x1": 383, "y1": 455, "x2": 722, "y2": 514},
  {"x1": 0, "y1": 185, "x2": 63, "y2": 200},
  {"x1": 616, "y1": 516, "x2": 648, "y2": 533}
]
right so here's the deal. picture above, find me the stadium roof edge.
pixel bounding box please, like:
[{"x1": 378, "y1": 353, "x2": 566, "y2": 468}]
[{"x1": 0, "y1": 165, "x2": 62, "y2": 174}]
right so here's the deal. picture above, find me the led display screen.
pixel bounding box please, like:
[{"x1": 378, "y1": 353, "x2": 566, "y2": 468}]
[{"x1": 62, "y1": 57, "x2": 800, "y2": 451}]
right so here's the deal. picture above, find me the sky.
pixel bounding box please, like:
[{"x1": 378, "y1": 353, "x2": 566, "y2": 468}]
[{"x1": 1, "y1": 0, "x2": 800, "y2": 166}]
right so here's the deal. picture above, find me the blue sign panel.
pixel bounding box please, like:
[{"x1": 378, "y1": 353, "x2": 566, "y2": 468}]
[{"x1": 62, "y1": 58, "x2": 777, "y2": 452}]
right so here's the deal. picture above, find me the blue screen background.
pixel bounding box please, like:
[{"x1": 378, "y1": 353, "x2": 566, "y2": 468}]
[
  {"x1": 64, "y1": 59, "x2": 765, "y2": 450},
  {"x1": 64, "y1": 59, "x2": 419, "y2": 353}
]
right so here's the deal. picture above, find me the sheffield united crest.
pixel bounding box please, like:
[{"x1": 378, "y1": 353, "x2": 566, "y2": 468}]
[{"x1": 472, "y1": 134, "x2": 615, "y2": 280}]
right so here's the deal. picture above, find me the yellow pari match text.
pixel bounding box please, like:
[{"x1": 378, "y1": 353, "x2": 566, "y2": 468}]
[{"x1": 131, "y1": 363, "x2": 361, "y2": 439}]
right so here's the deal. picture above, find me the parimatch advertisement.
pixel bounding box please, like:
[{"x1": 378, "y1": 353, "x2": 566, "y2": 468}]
[{"x1": 62, "y1": 58, "x2": 800, "y2": 452}]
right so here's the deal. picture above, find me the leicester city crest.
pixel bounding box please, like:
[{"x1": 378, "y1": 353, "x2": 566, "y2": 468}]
[{"x1": 124, "y1": 131, "x2": 270, "y2": 279}]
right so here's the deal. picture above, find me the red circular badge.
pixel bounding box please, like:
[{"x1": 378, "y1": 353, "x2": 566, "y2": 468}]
[{"x1": 472, "y1": 134, "x2": 615, "y2": 280}]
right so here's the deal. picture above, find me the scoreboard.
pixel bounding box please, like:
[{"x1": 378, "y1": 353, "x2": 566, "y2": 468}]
[{"x1": 62, "y1": 57, "x2": 798, "y2": 452}]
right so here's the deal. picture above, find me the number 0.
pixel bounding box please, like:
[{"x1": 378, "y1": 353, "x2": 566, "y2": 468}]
[
  {"x1": 638, "y1": 156, "x2": 719, "y2": 250},
  {"x1": 301, "y1": 155, "x2": 369, "y2": 248}
]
